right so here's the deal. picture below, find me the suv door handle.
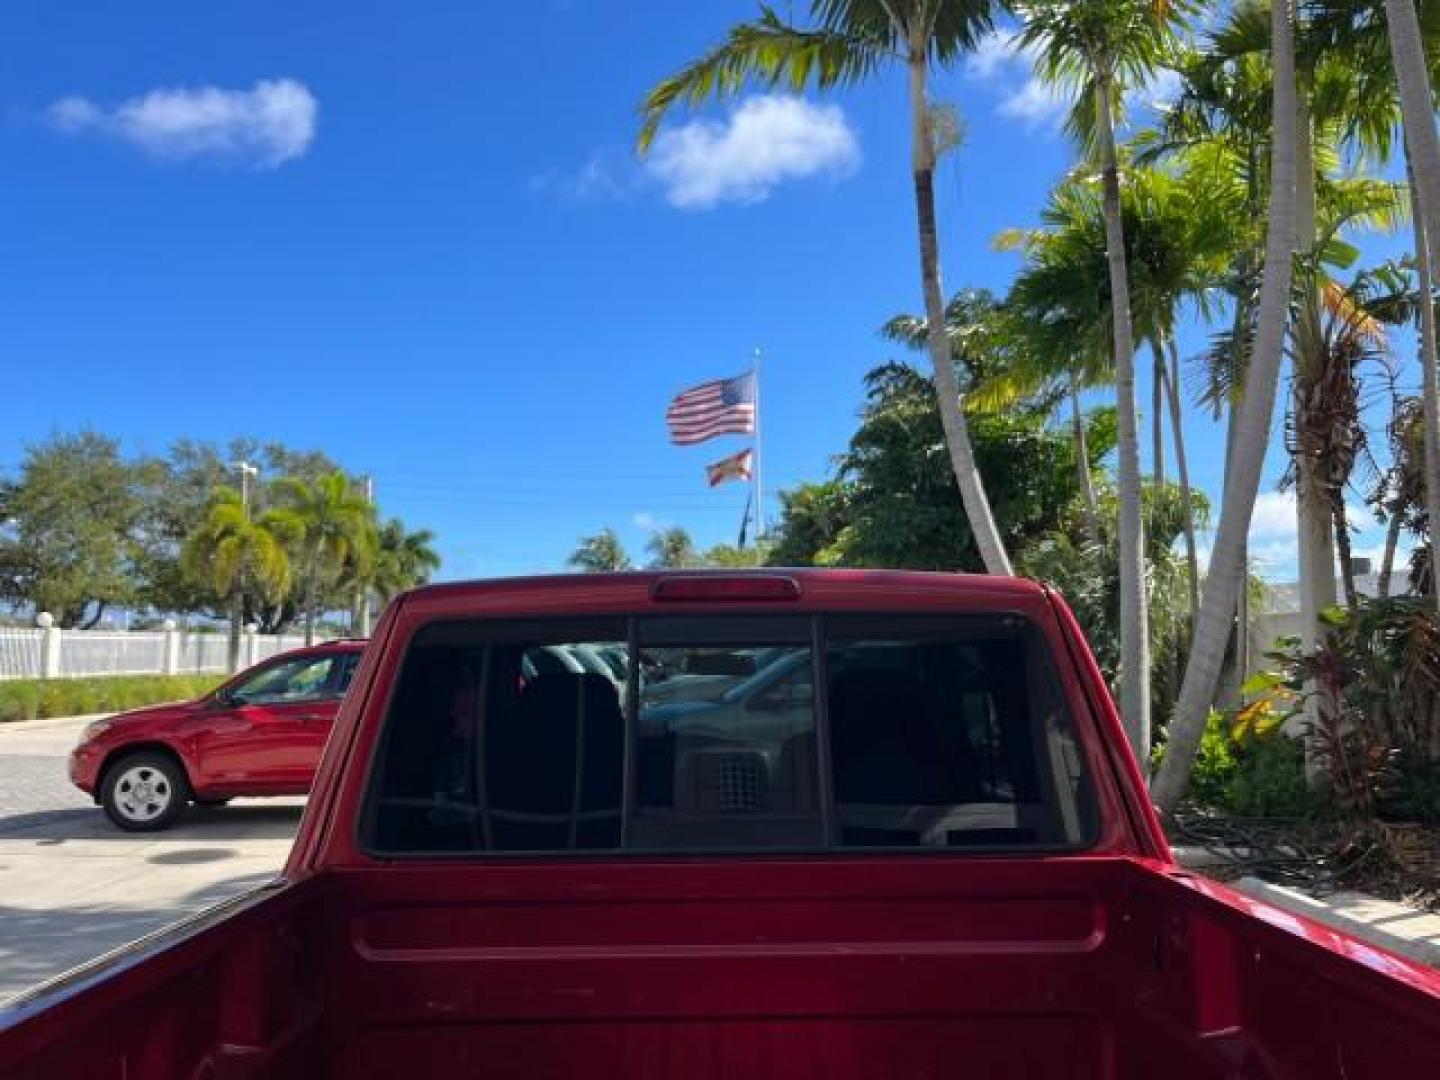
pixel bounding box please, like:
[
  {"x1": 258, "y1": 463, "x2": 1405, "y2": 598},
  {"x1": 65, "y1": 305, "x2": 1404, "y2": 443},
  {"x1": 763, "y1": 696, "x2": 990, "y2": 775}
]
[{"x1": 295, "y1": 712, "x2": 328, "y2": 723}]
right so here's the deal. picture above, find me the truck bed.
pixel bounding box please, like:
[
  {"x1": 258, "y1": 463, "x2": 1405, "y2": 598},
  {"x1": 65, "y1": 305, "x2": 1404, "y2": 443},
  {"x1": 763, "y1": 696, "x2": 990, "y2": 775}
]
[{"x1": 5, "y1": 853, "x2": 1439, "y2": 1079}]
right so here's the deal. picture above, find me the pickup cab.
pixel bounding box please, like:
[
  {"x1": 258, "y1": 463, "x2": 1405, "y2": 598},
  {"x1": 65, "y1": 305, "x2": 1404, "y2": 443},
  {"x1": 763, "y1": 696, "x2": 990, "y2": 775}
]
[{"x1": 3, "y1": 570, "x2": 1439, "y2": 1078}]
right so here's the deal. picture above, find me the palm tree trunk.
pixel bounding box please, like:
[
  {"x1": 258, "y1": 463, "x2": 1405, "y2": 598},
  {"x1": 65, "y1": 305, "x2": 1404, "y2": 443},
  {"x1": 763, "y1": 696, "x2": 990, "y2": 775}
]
[
  {"x1": 1094, "y1": 74, "x2": 1151, "y2": 766},
  {"x1": 1151, "y1": 340, "x2": 1166, "y2": 489},
  {"x1": 1153, "y1": 0, "x2": 1299, "y2": 815},
  {"x1": 1292, "y1": 84, "x2": 1337, "y2": 780},
  {"x1": 305, "y1": 545, "x2": 319, "y2": 646},
  {"x1": 904, "y1": 38, "x2": 1012, "y2": 576},
  {"x1": 1378, "y1": 498, "x2": 1404, "y2": 598},
  {"x1": 1333, "y1": 499, "x2": 1359, "y2": 608},
  {"x1": 228, "y1": 570, "x2": 245, "y2": 673},
  {"x1": 1070, "y1": 374, "x2": 1101, "y2": 545},
  {"x1": 1163, "y1": 339, "x2": 1200, "y2": 624},
  {"x1": 1388, "y1": 0, "x2": 1440, "y2": 289},
  {"x1": 1406, "y1": 148, "x2": 1440, "y2": 612}
]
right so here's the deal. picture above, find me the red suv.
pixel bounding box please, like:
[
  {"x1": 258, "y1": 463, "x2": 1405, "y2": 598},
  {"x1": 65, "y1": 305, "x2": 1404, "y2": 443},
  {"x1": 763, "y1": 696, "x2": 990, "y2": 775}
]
[{"x1": 69, "y1": 640, "x2": 366, "y2": 831}]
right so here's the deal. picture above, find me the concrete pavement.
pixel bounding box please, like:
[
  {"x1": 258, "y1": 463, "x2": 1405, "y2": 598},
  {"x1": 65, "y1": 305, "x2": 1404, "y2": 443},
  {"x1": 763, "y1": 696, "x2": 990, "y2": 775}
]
[{"x1": 0, "y1": 715, "x2": 302, "y2": 1002}]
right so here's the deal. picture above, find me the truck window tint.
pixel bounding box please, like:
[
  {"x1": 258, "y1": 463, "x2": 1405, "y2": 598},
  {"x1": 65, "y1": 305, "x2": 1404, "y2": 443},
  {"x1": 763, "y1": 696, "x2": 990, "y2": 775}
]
[
  {"x1": 365, "y1": 622, "x2": 627, "y2": 854},
  {"x1": 364, "y1": 615, "x2": 1093, "y2": 856},
  {"x1": 634, "y1": 638, "x2": 822, "y2": 850},
  {"x1": 825, "y1": 620, "x2": 1095, "y2": 849}
]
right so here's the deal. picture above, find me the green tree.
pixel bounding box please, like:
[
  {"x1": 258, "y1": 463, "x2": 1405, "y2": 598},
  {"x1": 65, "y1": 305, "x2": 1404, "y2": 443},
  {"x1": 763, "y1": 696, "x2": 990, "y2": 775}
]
[
  {"x1": 0, "y1": 431, "x2": 140, "y2": 627},
  {"x1": 568, "y1": 528, "x2": 633, "y2": 573},
  {"x1": 269, "y1": 471, "x2": 375, "y2": 644},
  {"x1": 647, "y1": 526, "x2": 701, "y2": 569},
  {"x1": 131, "y1": 438, "x2": 346, "y2": 620},
  {"x1": 997, "y1": 163, "x2": 1241, "y2": 615},
  {"x1": 767, "y1": 362, "x2": 1114, "y2": 570},
  {"x1": 1015, "y1": 0, "x2": 1196, "y2": 764},
  {"x1": 702, "y1": 542, "x2": 772, "y2": 568},
  {"x1": 180, "y1": 487, "x2": 294, "y2": 669},
  {"x1": 639, "y1": 0, "x2": 1014, "y2": 575},
  {"x1": 767, "y1": 481, "x2": 851, "y2": 566},
  {"x1": 371, "y1": 519, "x2": 441, "y2": 603},
  {"x1": 1155, "y1": 0, "x2": 1301, "y2": 815},
  {"x1": 1020, "y1": 482, "x2": 1209, "y2": 730}
]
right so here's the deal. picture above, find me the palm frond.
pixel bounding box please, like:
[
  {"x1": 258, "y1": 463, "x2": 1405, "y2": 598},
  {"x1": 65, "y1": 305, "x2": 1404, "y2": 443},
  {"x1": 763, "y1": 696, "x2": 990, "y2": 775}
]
[{"x1": 638, "y1": 7, "x2": 883, "y2": 152}]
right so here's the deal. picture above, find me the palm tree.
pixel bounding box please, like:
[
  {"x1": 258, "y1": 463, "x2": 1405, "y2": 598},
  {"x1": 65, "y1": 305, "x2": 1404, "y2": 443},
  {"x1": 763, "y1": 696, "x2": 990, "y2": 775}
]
[
  {"x1": 1316, "y1": 0, "x2": 1440, "y2": 613},
  {"x1": 568, "y1": 528, "x2": 633, "y2": 573},
  {"x1": 1153, "y1": 0, "x2": 1301, "y2": 815},
  {"x1": 1287, "y1": 269, "x2": 1409, "y2": 607},
  {"x1": 371, "y1": 519, "x2": 441, "y2": 606},
  {"x1": 1014, "y1": 0, "x2": 1194, "y2": 764},
  {"x1": 996, "y1": 162, "x2": 1238, "y2": 620},
  {"x1": 647, "y1": 526, "x2": 701, "y2": 569},
  {"x1": 180, "y1": 486, "x2": 293, "y2": 671},
  {"x1": 269, "y1": 471, "x2": 374, "y2": 645},
  {"x1": 637, "y1": 0, "x2": 1014, "y2": 576}
]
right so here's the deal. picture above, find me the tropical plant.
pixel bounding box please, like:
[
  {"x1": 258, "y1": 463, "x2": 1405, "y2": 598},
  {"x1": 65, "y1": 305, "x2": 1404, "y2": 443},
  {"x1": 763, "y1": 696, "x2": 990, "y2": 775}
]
[
  {"x1": 269, "y1": 471, "x2": 375, "y2": 644},
  {"x1": 1270, "y1": 597, "x2": 1440, "y2": 817},
  {"x1": 370, "y1": 519, "x2": 441, "y2": 604},
  {"x1": 1013, "y1": 0, "x2": 1195, "y2": 763},
  {"x1": 180, "y1": 486, "x2": 294, "y2": 670},
  {"x1": 568, "y1": 528, "x2": 633, "y2": 573},
  {"x1": 766, "y1": 481, "x2": 852, "y2": 567},
  {"x1": 647, "y1": 526, "x2": 701, "y2": 569},
  {"x1": 638, "y1": 0, "x2": 1014, "y2": 575},
  {"x1": 777, "y1": 361, "x2": 1113, "y2": 571},
  {"x1": 996, "y1": 162, "x2": 1239, "y2": 614},
  {"x1": 1153, "y1": 0, "x2": 1300, "y2": 814},
  {"x1": 1020, "y1": 481, "x2": 1207, "y2": 730},
  {"x1": 1286, "y1": 265, "x2": 1410, "y2": 607}
]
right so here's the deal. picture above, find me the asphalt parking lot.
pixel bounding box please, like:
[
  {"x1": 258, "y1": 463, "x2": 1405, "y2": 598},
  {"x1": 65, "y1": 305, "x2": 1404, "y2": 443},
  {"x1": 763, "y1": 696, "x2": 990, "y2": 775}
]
[{"x1": 0, "y1": 715, "x2": 302, "y2": 1003}]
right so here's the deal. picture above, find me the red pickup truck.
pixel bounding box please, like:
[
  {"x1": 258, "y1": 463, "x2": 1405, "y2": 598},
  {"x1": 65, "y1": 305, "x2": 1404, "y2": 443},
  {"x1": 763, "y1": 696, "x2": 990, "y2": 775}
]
[{"x1": 3, "y1": 570, "x2": 1439, "y2": 1078}]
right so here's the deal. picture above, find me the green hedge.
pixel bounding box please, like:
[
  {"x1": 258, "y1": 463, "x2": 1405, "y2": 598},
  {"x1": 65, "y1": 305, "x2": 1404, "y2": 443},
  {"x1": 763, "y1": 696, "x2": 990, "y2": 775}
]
[{"x1": 0, "y1": 674, "x2": 223, "y2": 724}]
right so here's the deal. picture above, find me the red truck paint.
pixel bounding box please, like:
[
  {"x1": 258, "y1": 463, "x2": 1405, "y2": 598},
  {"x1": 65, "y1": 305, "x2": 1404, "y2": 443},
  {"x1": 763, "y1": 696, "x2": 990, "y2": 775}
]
[
  {"x1": 68, "y1": 640, "x2": 365, "y2": 806},
  {"x1": 4, "y1": 569, "x2": 1438, "y2": 1078}
]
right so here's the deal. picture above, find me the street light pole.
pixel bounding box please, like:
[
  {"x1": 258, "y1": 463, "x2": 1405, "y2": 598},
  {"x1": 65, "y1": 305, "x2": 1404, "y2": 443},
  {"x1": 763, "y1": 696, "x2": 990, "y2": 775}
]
[
  {"x1": 230, "y1": 461, "x2": 259, "y2": 672},
  {"x1": 358, "y1": 475, "x2": 374, "y2": 637}
]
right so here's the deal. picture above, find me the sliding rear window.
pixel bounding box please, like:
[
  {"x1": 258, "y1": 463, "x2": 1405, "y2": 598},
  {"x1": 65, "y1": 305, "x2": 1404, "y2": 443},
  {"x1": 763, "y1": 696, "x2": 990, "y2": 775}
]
[{"x1": 362, "y1": 613, "x2": 1096, "y2": 855}]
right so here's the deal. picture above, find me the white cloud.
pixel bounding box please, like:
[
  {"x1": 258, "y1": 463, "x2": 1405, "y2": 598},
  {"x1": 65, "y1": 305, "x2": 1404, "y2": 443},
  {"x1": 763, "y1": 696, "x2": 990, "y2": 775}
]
[
  {"x1": 965, "y1": 27, "x2": 1024, "y2": 80},
  {"x1": 964, "y1": 28, "x2": 1068, "y2": 133},
  {"x1": 530, "y1": 148, "x2": 638, "y2": 203},
  {"x1": 1248, "y1": 490, "x2": 1299, "y2": 541},
  {"x1": 644, "y1": 94, "x2": 860, "y2": 210},
  {"x1": 1137, "y1": 68, "x2": 1184, "y2": 112},
  {"x1": 46, "y1": 79, "x2": 317, "y2": 168},
  {"x1": 998, "y1": 78, "x2": 1070, "y2": 129}
]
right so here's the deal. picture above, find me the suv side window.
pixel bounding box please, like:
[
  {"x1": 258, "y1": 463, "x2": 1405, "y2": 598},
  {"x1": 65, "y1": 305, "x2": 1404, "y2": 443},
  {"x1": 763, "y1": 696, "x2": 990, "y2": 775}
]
[
  {"x1": 332, "y1": 652, "x2": 362, "y2": 696},
  {"x1": 232, "y1": 656, "x2": 337, "y2": 705}
]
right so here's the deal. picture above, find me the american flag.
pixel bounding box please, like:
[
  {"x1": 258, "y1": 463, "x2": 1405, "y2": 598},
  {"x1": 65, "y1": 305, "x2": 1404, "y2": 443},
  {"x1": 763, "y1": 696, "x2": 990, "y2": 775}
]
[
  {"x1": 705, "y1": 447, "x2": 754, "y2": 488},
  {"x1": 666, "y1": 372, "x2": 756, "y2": 445}
]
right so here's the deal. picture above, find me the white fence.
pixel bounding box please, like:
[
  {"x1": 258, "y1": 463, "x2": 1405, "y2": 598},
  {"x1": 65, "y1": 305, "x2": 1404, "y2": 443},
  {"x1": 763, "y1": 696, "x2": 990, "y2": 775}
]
[{"x1": 0, "y1": 620, "x2": 315, "y2": 681}]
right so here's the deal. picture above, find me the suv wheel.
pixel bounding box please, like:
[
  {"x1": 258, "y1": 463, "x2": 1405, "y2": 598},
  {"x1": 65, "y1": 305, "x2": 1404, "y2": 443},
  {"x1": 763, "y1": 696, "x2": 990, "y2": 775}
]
[{"x1": 102, "y1": 752, "x2": 189, "y2": 832}]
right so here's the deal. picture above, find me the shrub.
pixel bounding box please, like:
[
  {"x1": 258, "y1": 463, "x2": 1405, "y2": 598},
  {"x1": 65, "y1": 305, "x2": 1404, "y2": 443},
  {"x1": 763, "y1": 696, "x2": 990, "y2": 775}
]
[
  {"x1": 1381, "y1": 756, "x2": 1440, "y2": 824},
  {"x1": 1165, "y1": 708, "x2": 1319, "y2": 819},
  {"x1": 0, "y1": 674, "x2": 222, "y2": 723}
]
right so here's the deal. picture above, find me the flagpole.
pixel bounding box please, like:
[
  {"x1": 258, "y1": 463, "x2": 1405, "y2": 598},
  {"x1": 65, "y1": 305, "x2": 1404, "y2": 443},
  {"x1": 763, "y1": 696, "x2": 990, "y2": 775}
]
[{"x1": 752, "y1": 347, "x2": 764, "y2": 539}]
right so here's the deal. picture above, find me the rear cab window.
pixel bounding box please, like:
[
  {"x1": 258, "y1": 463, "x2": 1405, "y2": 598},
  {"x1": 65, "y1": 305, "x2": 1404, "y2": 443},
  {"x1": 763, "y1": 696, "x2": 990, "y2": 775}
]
[{"x1": 362, "y1": 611, "x2": 1097, "y2": 856}]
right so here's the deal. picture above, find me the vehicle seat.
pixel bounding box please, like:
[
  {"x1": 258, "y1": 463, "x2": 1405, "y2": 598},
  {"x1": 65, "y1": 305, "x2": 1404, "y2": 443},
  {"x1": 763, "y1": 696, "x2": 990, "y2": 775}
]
[
  {"x1": 486, "y1": 672, "x2": 623, "y2": 850},
  {"x1": 829, "y1": 667, "x2": 935, "y2": 805}
]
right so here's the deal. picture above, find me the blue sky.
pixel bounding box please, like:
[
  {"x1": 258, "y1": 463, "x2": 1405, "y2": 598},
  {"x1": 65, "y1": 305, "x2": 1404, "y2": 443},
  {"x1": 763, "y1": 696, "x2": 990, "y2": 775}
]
[{"x1": 0, "y1": 1, "x2": 1418, "y2": 583}]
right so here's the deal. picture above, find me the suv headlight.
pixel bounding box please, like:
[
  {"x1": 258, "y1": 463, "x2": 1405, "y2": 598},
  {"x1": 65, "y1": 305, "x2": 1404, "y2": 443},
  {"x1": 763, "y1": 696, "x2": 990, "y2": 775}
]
[{"x1": 81, "y1": 719, "x2": 114, "y2": 742}]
